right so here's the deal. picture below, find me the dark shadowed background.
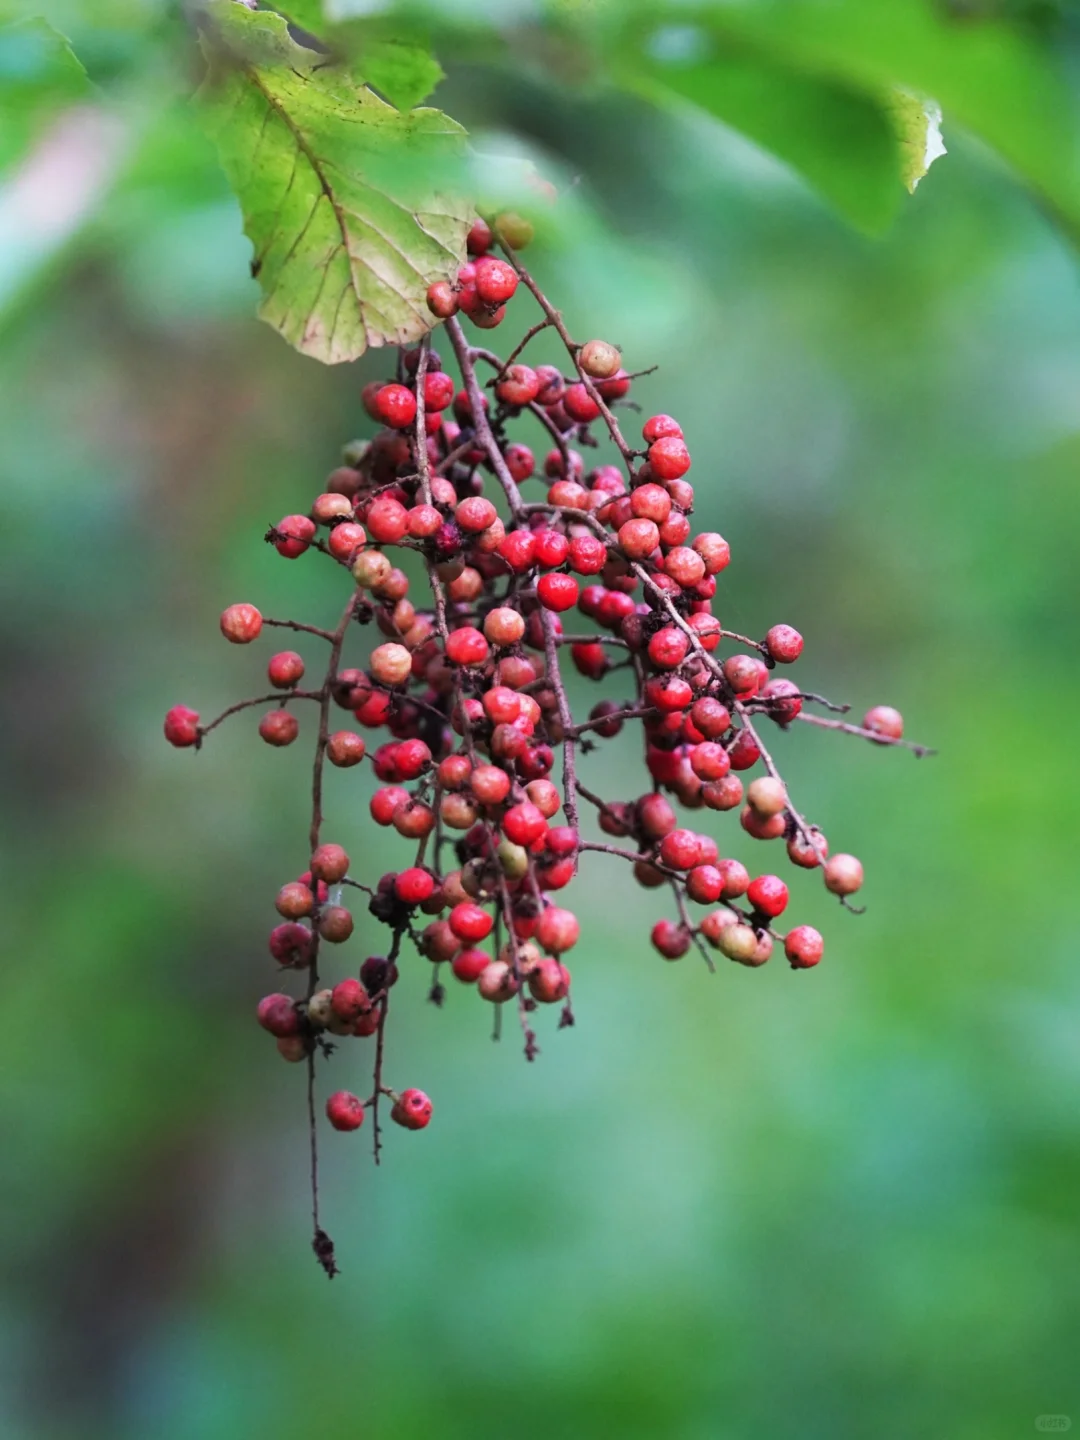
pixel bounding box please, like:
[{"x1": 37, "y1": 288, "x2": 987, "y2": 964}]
[{"x1": 3, "y1": 3, "x2": 1080, "y2": 1437}]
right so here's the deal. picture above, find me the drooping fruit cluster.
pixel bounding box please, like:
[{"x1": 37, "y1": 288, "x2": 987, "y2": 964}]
[{"x1": 164, "y1": 220, "x2": 930, "y2": 1273}]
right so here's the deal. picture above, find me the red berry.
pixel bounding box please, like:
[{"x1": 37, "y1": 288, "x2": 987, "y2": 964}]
[
  {"x1": 449, "y1": 902, "x2": 494, "y2": 942},
  {"x1": 257, "y1": 993, "x2": 300, "y2": 1037},
  {"x1": 747, "y1": 874, "x2": 789, "y2": 918},
  {"x1": 427, "y1": 281, "x2": 459, "y2": 318},
  {"x1": 423, "y1": 370, "x2": 456, "y2": 411},
  {"x1": 643, "y1": 414, "x2": 683, "y2": 443},
  {"x1": 659, "y1": 828, "x2": 702, "y2": 870},
  {"x1": 533, "y1": 529, "x2": 570, "y2": 568},
  {"x1": 648, "y1": 436, "x2": 691, "y2": 480},
  {"x1": 259, "y1": 709, "x2": 299, "y2": 746},
  {"x1": 327, "y1": 521, "x2": 366, "y2": 562},
  {"x1": 647, "y1": 626, "x2": 689, "y2": 669},
  {"x1": 220, "y1": 603, "x2": 262, "y2": 644},
  {"x1": 761, "y1": 677, "x2": 803, "y2": 724},
  {"x1": 618, "y1": 517, "x2": 660, "y2": 560},
  {"x1": 375, "y1": 383, "x2": 417, "y2": 429},
  {"x1": 395, "y1": 867, "x2": 436, "y2": 905},
  {"x1": 474, "y1": 256, "x2": 518, "y2": 304},
  {"x1": 268, "y1": 922, "x2": 314, "y2": 968},
  {"x1": 273, "y1": 514, "x2": 316, "y2": 558},
  {"x1": 331, "y1": 978, "x2": 369, "y2": 1021},
  {"x1": 367, "y1": 495, "x2": 409, "y2": 545},
  {"x1": 563, "y1": 382, "x2": 601, "y2": 423},
  {"x1": 268, "y1": 651, "x2": 305, "y2": 688},
  {"x1": 651, "y1": 919, "x2": 690, "y2": 960},
  {"x1": 391, "y1": 1088, "x2": 433, "y2": 1130},
  {"x1": 537, "y1": 573, "x2": 579, "y2": 612},
  {"x1": 452, "y1": 947, "x2": 490, "y2": 983},
  {"x1": 164, "y1": 705, "x2": 200, "y2": 747},
  {"x1": 445, "y1": 626, "x2": 490, "y2": 666},
  {"x1": 326, "y1": 1091, "x2": 365, "y2": 1131},
  {"x1": 503, "y1": 801, "x2": 547, "y2": 846},
  {"x1": 686, "y1": 865, "x2": 722, "y2": 904},
  {"x1": 728, "y1": 729, "x2": 761, "y2": 771}
]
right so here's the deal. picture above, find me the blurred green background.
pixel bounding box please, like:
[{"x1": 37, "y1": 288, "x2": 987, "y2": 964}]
[{"x1": 4, "y1": 3, "x2": 1080, "y2": 1438}]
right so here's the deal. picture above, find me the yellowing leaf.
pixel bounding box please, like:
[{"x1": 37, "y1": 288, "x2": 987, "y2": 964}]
[{"x1": 196, "y1": 0, "x2": 469, "y2": 363}]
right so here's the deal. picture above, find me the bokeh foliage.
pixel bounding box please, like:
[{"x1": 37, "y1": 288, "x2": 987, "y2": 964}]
[{"x1": 2, "y1": 3, "x2": 1080, "y2": 1438}]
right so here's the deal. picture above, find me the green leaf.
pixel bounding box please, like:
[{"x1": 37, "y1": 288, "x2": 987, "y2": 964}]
[
  {"x1": 615, "y1": 2, "x2": 1080, "y2": 241},
  {"x1": 886, "y1": 89, "x2": 946, "y2": 194},
  {"x1": 0, "y1": 15, "x2": 92, "y2": 173},
  {"x1": 355, "y1": 39, "x2": 444, "y2": 113},
  {"x1": 196, "y1": 0, "x2": 469, "y2": 363},
  {"x1": 629, "y1": 45, "x2": 903, "y2": 233}
]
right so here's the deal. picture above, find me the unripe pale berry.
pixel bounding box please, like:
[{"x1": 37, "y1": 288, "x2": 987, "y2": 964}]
[
  {"x1": 700, "y1": 908, "x2": 739, "y2": 946},
  {"x1": 484, "y1": 606, "x2": 526, "y2": 646},
  {"x1": 717, "y1": 923, "x2": 759, "y2": 963},
  {"x1": 326, "y1": 1091, "x2": 365, "y2": 1131},
  {"x1": 863, "y1": 705, "x2": 904, "y2": 742},
  {"x1": 824, "y1": 853, "x2": 864, "y2": 896},
  {"x1": 746, "y1": 777, "x2": 787, "y2": 817},
  {"x1": 578, "y1": 339, "x2": 621, "y2": 379},
  {"x1": 220, "y1": 603, "x2": 262, "y2": 644},
  {"x1": 478, "y1": 961, "x2": 519, "y2": 1002},
  {"x1": 370, "y1": 642, "x2": 412, "y2": 687}
]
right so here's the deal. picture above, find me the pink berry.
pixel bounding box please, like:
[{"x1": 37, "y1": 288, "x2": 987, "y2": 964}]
[
  {"x1": 863, "y1": 705, "x2": 904, "y2": 742},
  {"x1": 391, "y1": 1088, "x2": 433, "y2": 1130},
  {"x1": 648, "y1": 436, "x2": 691, "y2": 480},
  {"x1": 220, "y1": 603, "x2": 262, "y2": 644},
  {"x1": 765, "y1": 624, "x2": 803, "y2": 664},
  {"x1": 164, "y1": 705, "x2": 200, "y2": 747},
  {"x1": 785, "y1": 925, "x2": 824, "y2": 969},
  {"x1": 824, "y1": 853, "x2": 864, "y2": 896}
]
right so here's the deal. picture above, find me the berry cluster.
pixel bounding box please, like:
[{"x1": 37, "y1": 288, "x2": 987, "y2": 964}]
[{"x1": 164, "y1": 219, "x2": 930, "y2": 1273}]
